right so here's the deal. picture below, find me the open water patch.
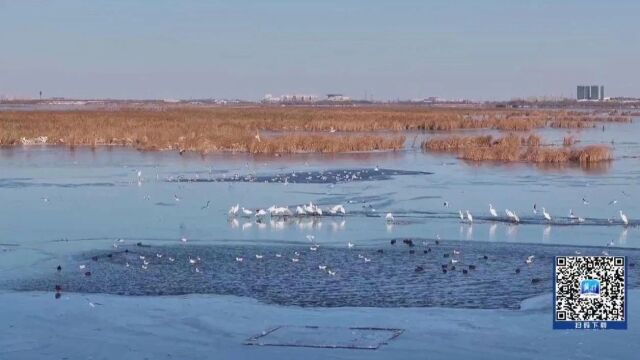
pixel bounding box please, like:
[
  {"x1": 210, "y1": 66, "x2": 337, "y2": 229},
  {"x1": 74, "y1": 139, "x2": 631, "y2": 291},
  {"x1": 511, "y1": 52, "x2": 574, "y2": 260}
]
[{"x1": 8, "y1": 241, "x2": 640, "y2": 310}]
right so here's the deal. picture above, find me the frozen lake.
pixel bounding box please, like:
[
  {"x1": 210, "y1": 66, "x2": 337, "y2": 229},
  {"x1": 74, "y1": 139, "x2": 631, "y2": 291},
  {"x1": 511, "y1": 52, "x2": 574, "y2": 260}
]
[
  {"x1": 0, "y1": 117, "x2": 640, "y2": 359},
  {"x1": 1, "y1": 118, "x2": 639, "y2": 358}
]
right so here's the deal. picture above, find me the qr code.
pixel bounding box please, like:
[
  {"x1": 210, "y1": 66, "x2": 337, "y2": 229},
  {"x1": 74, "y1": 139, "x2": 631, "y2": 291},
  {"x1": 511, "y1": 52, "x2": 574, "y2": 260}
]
[{"x1": 555, "y1": 256, "x2": 625, "y2": 323}]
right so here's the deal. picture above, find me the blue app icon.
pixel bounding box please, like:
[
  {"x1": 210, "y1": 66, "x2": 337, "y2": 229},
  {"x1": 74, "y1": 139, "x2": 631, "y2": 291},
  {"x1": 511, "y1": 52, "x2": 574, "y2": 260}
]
[{"x1": 580, "y1": 279, "x2": 600, "y2": 297}]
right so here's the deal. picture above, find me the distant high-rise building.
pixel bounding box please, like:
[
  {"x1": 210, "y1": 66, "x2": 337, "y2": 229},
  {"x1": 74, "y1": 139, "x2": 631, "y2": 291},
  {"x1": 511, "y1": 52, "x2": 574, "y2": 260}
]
[
  {"x1": 590, "y1": 85, "x2": 599, "y2": 100},
  {"x1": 577, "y1": 85, "x2": 604, "y2": 100},
  {"x1": 577, "y1": 86, "x2": 586, "y2": 100}
]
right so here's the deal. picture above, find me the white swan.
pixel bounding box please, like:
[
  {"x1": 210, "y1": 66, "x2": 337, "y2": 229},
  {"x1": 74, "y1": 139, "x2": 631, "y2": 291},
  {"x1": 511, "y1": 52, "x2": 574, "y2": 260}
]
[
  {"x1": 489, "y1": 204, "x2": 498, "y2": 218},
  {"x1": 228, "y1": 204, "x2": 240, "y2": 217},
  {"x1": 329, "y1": 204, "x2": 346, "y2": 215},
  {"x1": 385, "y1": 213, "x2": 394, "y2": 223},
  {"x1": 241, "y1": 207, "x2": 253, "y2": 217},
  {"x1": 620, "y1": 210, "x2": 629, "y2": 226}
]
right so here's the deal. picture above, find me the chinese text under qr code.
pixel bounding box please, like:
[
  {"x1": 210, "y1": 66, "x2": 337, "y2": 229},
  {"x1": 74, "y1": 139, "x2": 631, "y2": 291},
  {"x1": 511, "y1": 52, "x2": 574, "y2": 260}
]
[{"x1": 555, "y1": 256, "x2": 625, "y2": 325}]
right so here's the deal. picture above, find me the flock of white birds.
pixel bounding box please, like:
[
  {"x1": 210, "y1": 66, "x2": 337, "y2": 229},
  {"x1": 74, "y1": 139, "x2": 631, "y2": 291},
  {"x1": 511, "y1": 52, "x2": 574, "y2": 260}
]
[
  {"x1": 456, "y1": 202, "x2": 631, "y2": 226},
  {"x1": 228, "y1": 202, "x2": 346, "y2": 219}
]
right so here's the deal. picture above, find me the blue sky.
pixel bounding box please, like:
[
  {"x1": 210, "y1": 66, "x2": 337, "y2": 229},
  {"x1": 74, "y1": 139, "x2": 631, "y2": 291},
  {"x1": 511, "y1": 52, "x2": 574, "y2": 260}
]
[{"x1": 1, "y1": 0, "x2": 638, "y2": 100}]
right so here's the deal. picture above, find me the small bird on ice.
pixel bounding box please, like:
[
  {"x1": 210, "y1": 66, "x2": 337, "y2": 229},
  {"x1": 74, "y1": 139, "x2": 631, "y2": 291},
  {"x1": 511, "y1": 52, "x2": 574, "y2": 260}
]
[
  {"x1": 319, "y1": 265, "x2": 327, "y2": 270},
  {"x1": 181, "y1": 237, "x2": 188, "y2": 243},
  {"x1": 255, "y1": 254, "x2": 263, "y2": 259},
  {"x1": 347, "y1": 242, "x2": 355, "y2": 248},
  {"x1": 526, "y1": 255, "x2": 535, "y2": 264},
  {"x1": 235, "y1": 257, "x2": 243, "y2": 262},
  {"x1": 609, "y1": 200, "x2": 618, "y2": 206}
]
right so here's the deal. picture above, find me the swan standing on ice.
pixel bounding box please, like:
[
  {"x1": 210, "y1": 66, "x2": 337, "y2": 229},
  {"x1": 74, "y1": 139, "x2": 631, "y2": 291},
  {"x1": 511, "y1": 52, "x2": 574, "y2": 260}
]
[
  {"x1": 458, "y1": 210, "x2": 464, "y2": 221},
  {"x1": 255, "y1": 209, "x2": 268, "y2": 219},
  {"x1": 228, "y1": 204, "x2": 240, "y2": 217},
  {"x1": 542, "y1": 207, "x2": 551, "y2": 222},
  {"x1": 466, "y1": 210, "x2": 473, "y2": 223},
  {"x1": 241, "y1": 207, "x2": 253, "y2": 218},
  {"x1": 385, "y1": 213, "x2": 394, "y2": 223},
  {"x1": 489, "y1": 204, "x2": 498, "y2": 218},
  {"x1": 505, "y1": 209, "x2": 517, "y2": 223},
  {"x1": 329, "y1": 204, "x2": 346, "y2": 215},
  {"x1": 620, "y1": 210, "x2": 629, "y2": 226}
]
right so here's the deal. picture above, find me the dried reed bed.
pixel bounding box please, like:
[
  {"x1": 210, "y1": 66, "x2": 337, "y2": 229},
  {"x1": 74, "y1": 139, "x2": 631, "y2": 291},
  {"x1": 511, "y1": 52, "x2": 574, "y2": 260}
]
[
  {"x1": 0, "y1": 108, "x2": 407, "y2": 153},
  {"x1": 422, "y1": 134, "x2": 612, "y2": 164},
  {"x1": 0, "y1": 106, "x2": 630, "y2": 153},
  {"x1": 247, "y1": 134, "x2": 405, "y2": 154}
]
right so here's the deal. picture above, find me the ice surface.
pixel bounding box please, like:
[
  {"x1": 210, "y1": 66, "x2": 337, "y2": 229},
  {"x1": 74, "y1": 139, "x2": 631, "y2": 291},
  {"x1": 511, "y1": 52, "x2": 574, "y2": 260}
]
[{"x1": 1, "y1": 290, "x2": 639, "y2": 359}]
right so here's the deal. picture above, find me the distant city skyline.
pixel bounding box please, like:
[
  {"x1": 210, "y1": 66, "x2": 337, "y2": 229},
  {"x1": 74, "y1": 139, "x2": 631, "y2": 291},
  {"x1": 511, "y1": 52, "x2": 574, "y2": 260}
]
[{"x1": 1, "y1": 0, "x2": 639, "y2": 100}]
